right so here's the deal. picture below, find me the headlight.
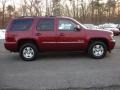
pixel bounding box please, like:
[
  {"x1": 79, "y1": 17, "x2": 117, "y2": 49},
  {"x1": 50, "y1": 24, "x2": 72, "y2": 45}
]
[{"x1": 110, "y1": 32, "x2": 114, "y2": 40}]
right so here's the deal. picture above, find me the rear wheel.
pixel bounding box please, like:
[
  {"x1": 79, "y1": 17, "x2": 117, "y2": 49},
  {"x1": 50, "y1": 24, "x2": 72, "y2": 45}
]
[
  {"x1": 88, "y1": 41, "x2": 107, "y2": 59},
  {"x1": 19, "y1": 43, "x2": 38, "y2": 61}
]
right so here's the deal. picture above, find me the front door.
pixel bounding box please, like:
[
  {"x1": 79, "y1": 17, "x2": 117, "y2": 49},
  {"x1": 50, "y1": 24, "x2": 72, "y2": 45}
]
[{"x1": 56, "y1": 18, "x2": 86, "y2": 51}]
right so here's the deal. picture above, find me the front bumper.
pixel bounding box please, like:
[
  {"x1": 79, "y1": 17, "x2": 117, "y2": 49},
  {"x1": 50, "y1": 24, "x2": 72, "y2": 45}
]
[{"x1": 109, "y1": 39, "x2": 115, "y2": 51}]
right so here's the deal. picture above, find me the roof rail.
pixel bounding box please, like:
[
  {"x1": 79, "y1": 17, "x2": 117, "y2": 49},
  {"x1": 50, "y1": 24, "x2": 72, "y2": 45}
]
[
  {"x1": 17, "y1": 16, "x2": 36, "y2": 18},
  {"x1": 45, "y1": 15, "x2": 57, "y2": 17}
]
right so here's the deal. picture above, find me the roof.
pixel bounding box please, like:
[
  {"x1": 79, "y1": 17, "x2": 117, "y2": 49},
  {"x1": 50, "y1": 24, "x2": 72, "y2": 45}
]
[{"x1": 15, "y1": 16, "x2": 73, "y2": 19}]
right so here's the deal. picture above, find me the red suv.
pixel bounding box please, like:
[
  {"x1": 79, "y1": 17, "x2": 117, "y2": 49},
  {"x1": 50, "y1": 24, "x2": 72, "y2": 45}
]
[{"x1": 4, "y1": 16, "x2": 115, "y2": 61}]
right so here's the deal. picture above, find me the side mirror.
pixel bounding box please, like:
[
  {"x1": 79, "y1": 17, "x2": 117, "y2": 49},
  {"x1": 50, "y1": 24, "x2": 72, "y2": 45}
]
[{"x1": 74, "y1": 25, "x2": 81, "y2": 31}]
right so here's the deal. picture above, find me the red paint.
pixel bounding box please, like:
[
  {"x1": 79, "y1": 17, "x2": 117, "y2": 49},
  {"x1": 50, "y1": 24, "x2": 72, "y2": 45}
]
[{"x1": 4, "y1": 16, "x2": 115, "y2": 52}]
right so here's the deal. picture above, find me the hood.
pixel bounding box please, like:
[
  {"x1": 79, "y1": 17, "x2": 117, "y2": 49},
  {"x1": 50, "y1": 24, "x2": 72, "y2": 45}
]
[{"x1": 86, "y1": 28, "x2": 113, "y2": 35}]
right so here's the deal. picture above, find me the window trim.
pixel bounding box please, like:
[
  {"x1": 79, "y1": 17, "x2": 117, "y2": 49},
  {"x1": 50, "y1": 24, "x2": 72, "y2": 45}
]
[
  {"x1": 36, "y1": 18, "x2": 54, "y2": 31},
  {"x1": 10, "y1": 19, "x2": 33, "y2": 31}
]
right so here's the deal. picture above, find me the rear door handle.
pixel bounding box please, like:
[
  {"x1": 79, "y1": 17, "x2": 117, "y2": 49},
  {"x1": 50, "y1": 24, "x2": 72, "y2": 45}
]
[
  {"x1": 36, "y1": 33, "x2": 41, "y2": 36},
  {"x1": 59, "y1": 33, "x2": 64, "y2": 36}
]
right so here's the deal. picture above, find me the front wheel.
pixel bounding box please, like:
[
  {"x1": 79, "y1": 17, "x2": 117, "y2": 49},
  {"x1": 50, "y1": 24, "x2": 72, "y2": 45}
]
[
  {"x1": 88, "y1": 41, "x2": 107, "y2": 59},
  {"x1": 19, "y1": 43, "x2": 38, "y2": 61}
]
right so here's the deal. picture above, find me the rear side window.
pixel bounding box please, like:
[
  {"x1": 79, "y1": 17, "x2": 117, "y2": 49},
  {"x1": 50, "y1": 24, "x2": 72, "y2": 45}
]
[
  {"x1": 11, "y1": 19, "x2": 33, "y2": 31},
  {"x1": 37, "y1": 19, "x2": 54, "y2": 31}
]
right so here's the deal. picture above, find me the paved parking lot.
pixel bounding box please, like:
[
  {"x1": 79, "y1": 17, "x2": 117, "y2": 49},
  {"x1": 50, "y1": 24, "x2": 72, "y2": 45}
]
[{"x1": 0, "y1": 36, "x2": 120, "y2": 90}]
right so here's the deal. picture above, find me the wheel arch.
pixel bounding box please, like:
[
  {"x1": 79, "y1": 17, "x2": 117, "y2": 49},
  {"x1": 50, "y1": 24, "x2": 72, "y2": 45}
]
[
  {"x1": 87, "y1": 38, "x2": 109, "y2": 51},
  {"x1": 17, "y1": 38, "x2": 39, "y2": 51}
]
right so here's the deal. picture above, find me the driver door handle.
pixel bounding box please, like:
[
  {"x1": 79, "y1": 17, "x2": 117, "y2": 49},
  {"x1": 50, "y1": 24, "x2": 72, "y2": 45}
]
[{"x1": 59, "y1": 33, "x2": 64, "y2": 36}]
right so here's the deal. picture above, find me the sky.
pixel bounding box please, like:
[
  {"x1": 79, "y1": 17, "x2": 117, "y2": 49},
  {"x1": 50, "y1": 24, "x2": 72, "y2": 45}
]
[{"x1": 0, "y1": 0, "x2": 21, "y2": 7}]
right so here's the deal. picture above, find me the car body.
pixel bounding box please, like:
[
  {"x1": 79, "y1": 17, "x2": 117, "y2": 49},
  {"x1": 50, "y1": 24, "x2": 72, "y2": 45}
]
[
  {"x1": 4, "y1": 16, "x2": 115, "y2": 61},
  {"x1": 99, "y1": 23, "x2": 120, "y2": 36}
]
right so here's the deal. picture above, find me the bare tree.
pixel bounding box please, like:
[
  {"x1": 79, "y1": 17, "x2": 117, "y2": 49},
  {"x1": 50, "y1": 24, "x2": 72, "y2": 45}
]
[
  {"x1": 106, "y1": 0, "x2": 116, "y2": 22},
  {"x1": 0, "y1": 0, "x2": 7, "y2": 28},
  {"x1": 52, "y1": 0, "x2": 61, "y2": 16},
  {"x1": 20, "y1": 0, "x2": 44, "y2": 16},
  {"x1": 7, "y1": 5, "x2": 14, "y2": 18}
]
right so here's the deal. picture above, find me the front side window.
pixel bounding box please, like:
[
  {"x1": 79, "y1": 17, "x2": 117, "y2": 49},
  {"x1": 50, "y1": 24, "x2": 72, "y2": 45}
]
[
  {"x1": 37, "y1": 19, "x2": 54, "y2": 31},
  {"x1": 58, "y1": 19, "x2": 76, "y2": 31},
  {"x1": 11, "y1": 19, "x2": 33, "y2": 31}
]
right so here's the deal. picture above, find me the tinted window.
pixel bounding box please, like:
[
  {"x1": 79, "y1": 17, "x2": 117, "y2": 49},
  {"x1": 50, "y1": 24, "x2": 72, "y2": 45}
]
[
  {"x1": 11, "y1": 19, "x2": 33, "y2": 31},
  {"x1": 58, "y1": 19, "x2": 76, "y2": 31},
  {"x1": 37, "y1": 19, "x2": 54, "y2": 31}
]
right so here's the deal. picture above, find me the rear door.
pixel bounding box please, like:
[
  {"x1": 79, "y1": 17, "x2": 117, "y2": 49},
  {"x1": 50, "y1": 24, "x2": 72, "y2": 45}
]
[
  {"x1": 6, "y1": 19, "x2": 33, "y2": 43},
  {"x1": 35, "y1": 18, "x2": 57, "y2": 51},
  {"x1": 56, "y1": 18, "x2": 86, "y2": 51}
]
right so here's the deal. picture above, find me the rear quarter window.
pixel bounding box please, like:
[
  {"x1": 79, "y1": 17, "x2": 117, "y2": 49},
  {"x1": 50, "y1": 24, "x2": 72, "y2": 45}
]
[{"x1": 11, "y1": 19, "x2": 33, "y2": 31}]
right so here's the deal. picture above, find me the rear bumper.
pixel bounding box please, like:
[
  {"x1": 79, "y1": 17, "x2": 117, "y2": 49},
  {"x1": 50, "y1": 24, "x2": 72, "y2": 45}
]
[
  {"x1": 109, "y1": 40, "x2": 115, "y2": 51},
  {"x1": 4, "y1": 42, "x2": 18, "y2": 52}
]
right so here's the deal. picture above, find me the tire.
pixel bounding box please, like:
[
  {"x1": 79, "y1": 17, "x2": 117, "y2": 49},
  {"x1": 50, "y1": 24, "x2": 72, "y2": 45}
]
[
  {"x1": 19, "y1": 43, "x2": 38, "y2": 61},
  {"x1": 88, "y1": 41, "x2": 107, "y2": 59}
]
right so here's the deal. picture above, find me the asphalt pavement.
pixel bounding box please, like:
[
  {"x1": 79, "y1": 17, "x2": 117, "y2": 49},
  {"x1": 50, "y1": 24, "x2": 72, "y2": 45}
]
[{"x1": 0, "y1": 36, "x2": 120, "y2": 90}]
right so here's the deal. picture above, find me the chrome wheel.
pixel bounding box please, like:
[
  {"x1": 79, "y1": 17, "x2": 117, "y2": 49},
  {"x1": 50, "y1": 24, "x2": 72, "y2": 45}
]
[
  {"x1": 23, "y1": 47, "x2": 34, "y2": 59},
  {"x1": 92, "y1": 45, "x2": 104, "y2": 57}
]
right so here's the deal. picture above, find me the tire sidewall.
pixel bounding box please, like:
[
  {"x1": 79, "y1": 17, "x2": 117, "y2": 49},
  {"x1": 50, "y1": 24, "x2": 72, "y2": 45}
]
[
  {"x1": 20, "y1": 43, "x2": 38, "y2": 61},
  {"x1": 88, "y1": 41, "x2": 107, "y2": 59}
]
